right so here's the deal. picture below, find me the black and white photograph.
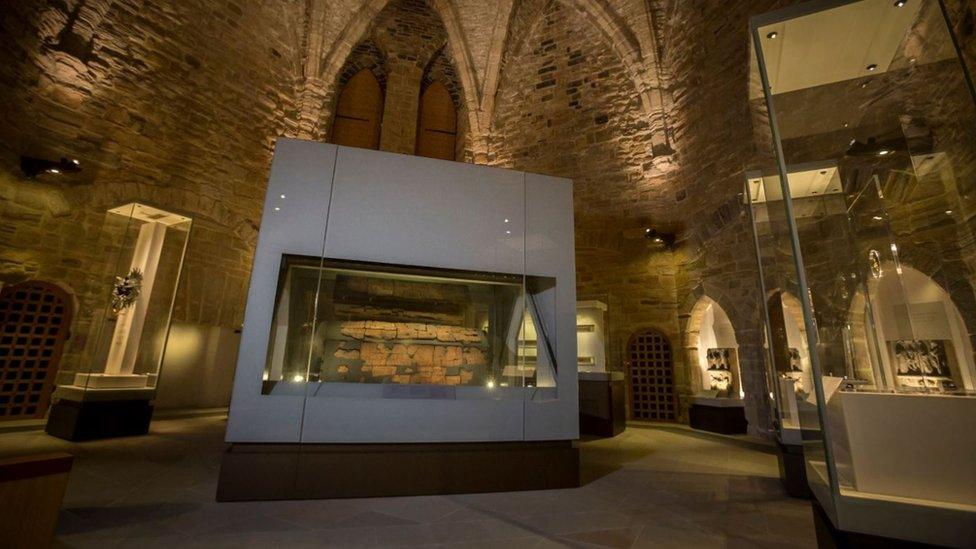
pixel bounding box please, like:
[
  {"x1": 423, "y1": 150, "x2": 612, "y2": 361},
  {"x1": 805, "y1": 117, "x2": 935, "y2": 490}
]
[{"x1": 892, "y1": 339, "x2": 952, "y2": 378}]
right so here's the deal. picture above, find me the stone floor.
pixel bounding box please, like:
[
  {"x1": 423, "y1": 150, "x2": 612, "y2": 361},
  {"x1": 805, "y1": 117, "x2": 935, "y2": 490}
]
[{"x1": 0, "y1": 416, "x2": 817, "y2": 548}]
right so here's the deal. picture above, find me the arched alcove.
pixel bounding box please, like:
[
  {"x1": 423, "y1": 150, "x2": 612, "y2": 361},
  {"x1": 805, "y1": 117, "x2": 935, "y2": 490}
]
[
  {"x1": 416, "y1": 81, "x2": 457, "y2": 160},
  {"x1": 849, "y1": 262, "x2": 975, "y2": 392},
  {"x1": 329, "y1": 69, "x2": 384, "y2": 150},
  {"x1": 686, "y1": 296, "x2": 741, "y2": 398}
]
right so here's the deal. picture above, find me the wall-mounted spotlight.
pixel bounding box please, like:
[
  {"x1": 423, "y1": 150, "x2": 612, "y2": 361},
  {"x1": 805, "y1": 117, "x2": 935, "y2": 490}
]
[
  {"x1": 644, "y1": 228, "x2": 676, "y2": 248},
  {"x1": 766, "y1": 31, "x2": 778, "y2": 39},
  {"x1": 894, "y1": 0, "x2": 906, "y2": 7},
  {"x1": 20, "y1": 156, "x2": 81, "y2": 179}
]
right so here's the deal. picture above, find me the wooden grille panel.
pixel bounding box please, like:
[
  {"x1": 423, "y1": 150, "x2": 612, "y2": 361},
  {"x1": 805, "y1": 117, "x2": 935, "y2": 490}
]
[
  {"x1": 627, "y1": 329, "x2": 676, "y2": 421},
  {"x1": 0, "y1": 282, "x2": 72, "y2": 419}
]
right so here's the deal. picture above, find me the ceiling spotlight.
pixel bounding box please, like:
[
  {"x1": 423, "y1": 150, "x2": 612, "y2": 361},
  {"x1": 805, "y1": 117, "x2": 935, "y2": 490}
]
[
  {"x1": 766, "y1": 31, "x2": 778, "y2": 39},
  {"x1": 866, "y1": 64, "x2": 878, "y2": 71},
  {"x1": 909, "y1": 57, "x2": 917, "y2": 63},
  {"x1": 274, "y1": 206, "x2": 281, "y2": 211},
  {"x1": 877, "y1": 149, "x2": 892, "y2": 156},
  {"x1": 280, "y1": 194, "x2": 286, "y2": 199},
  {"x1": 945, "y1": 210, "x2": 953, "y2": 215},
  {"x1": 645, "y1": 228, "x2": 652, "y2": 233},
  {"x1": 860, "y1": 82, "x2": 869, "y2": 88},
  {"x1": 894, "y1": 0, "x2": 906, "y2": 6},
  {"x1": 872, "y1": 215, "x2": 884, "y2": 221},
  {"x1": 20, "y1": 156, "x2": 82, "y2": 179}
]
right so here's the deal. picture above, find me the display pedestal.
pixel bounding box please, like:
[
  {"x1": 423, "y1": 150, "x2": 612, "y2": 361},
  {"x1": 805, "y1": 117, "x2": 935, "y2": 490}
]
[
  {"x1": 216, "y1": 440, "x2": 579, "y2": 501},
  {"x1": 688, "y1": 396, "x2": 747, "y2": 434},
  {"x1": 578, "y1": 371, "x2": 625, "y2": 437},
  {"x1": 776, "y1": 439, "x2": 810, "y2": 499},
  {"x1": 44, "y1": 387, "x2": 154, "y2": 441},
  {"x1": 811, "y1": 499, "x2": 937, "y2": 549}
]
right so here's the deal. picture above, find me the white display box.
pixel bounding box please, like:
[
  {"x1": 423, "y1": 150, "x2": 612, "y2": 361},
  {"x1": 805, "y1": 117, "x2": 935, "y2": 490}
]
[{"x1": 225, "y1": 140, "x2": 578, "y2": 444}]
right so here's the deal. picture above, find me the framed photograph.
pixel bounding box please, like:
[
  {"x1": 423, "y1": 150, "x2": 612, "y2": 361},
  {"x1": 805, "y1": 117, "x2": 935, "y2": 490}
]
[{"x1": 892, "y1": 339, "x2": 951, "y2": 378}]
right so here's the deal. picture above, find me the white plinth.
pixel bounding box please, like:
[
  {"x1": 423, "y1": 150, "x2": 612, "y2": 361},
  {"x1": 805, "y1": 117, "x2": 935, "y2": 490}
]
[{"x1": 73, "y1": 373, "x2": 150, "y2": 390}]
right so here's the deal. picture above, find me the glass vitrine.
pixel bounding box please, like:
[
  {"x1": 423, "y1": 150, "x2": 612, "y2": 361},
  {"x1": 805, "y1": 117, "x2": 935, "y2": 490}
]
[
  {"x1": 261, "y1": 256, "x2": 556, "y2": 394},
  {"x1": 750, "y1": 0, "x2": 976, "y2": 544},
  {"x1": 46, "y1": 202, "x2": 192, "y2": 440}
]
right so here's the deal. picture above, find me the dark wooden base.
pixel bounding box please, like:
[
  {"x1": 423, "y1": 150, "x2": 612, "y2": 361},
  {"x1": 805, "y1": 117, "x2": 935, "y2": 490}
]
[
  {"x1": 688, "y1": 403, "x2": 747, "y2": 435},
  {"x1": 776, "y1": 441, "x2": 811, "y2": 499},
  {"x1": 812, "y1": 499, "x2": 939, "y2": 548},
  {"x1": 216, "y1": 440, "x2": 580, "y2": 501},
  {"x1": 45, "y1": 398, "x2": 153, "y2": 441},
  {"x1": 579, "y1": 379, "x2": 626, "y2": 438}
]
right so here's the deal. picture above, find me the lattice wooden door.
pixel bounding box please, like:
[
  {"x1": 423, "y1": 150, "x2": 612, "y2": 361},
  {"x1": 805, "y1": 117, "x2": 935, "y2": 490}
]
[
  {"x1": 627, "y1": 329, "x2": 676, "y2": 421},
  {"x1": 0, "y1": 281, "x2": 72, "y2": 419}
]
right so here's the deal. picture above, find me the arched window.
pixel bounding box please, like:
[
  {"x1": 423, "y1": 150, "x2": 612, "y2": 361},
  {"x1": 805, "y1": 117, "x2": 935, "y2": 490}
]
[
  {"x1": 330, "y1": 69, "x2": 383, "y2": 150},
  {"x1": 415, "y1": 81, "x2": 456, "y2": 160}
]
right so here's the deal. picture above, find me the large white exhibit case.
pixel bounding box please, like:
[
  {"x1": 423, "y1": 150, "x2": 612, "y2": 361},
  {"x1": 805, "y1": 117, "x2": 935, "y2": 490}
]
[{"x1": 218, "y1": 139, "x2": 579, "y2": 500}]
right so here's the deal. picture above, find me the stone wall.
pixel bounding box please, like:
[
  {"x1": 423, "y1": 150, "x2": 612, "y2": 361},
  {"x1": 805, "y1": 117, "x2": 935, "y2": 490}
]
[
  {"x1": 2, "y1": 0, "x2": 974, "y2": 428},
  {"x1": 0, "y1": 0, "x2": 304, "y2": 377}
]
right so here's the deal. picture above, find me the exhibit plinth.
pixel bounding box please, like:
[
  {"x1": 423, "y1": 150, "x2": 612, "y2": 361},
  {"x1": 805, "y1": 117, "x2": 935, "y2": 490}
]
[
  {"x1": 776, "y1": 439, "x2": 810, "y2": 499},
  {"x1": 578, "y1": 371, "x2": 625, "y2": 437},
  {"x1": 216, "y1": 441, "x2": 580, "y2": 501},
  {"x1": 45, "y1": 387, "x2": 154, "y2": 441},
  {"x1": 688, "y1": 396, "x2": 747, "y2": 434}
]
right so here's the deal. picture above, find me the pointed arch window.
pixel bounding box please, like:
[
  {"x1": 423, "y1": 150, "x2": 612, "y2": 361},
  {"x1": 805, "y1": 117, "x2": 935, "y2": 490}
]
[
  {"x1": 415, "y1": 81, "x2": 457, "y2": 160},
  {"x1": 330, "y1": 69, "x2": 384, "y2": 150}
]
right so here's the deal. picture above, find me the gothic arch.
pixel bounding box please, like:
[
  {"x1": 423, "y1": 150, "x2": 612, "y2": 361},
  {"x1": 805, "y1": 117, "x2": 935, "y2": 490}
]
[{"x1": 301, "y1": 0, "x2": 481, "y2": 145}]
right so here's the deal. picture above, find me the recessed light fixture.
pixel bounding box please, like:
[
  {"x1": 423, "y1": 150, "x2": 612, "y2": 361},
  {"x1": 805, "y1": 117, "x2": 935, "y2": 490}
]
[
  {"x1": 766, "y1": 31, "x2": 778, "y2": 39},
  {"x1": 645, "y1": 228, "x2": 652, "y2": 233},
  {"x1": 274, "y1": 206, "x2": 281, "y2": 211},
  {"x1": 653, "y1": 237, "x2": 663, "y2": 243},
  {"x1": 504, "y1": 218, "x2": 509, "y2": 223},
  {"x1": 945, "y1": 210, "x2": 953, "y2": 215},
  {"x1": 894, "y1": 0, "x2": 906, "y2": 7},
  {"x1": 280, "y1": 194, "x2": 286, "y2": 199},
  {"x1": 506, "y1": 230, "x2": 511, "y2": 235},
  {"x1": 20, "y1": 156, "x2": 82, "y2": 179},
  {"x1": 866, "y1": 64, "x2": 878, "y2": 71},
  {"x1": 873, "y1": 215, "x2": 884, "y2": 221},
  {"x1": 877, "y1": 149, "x2": 892, "y2": 156}
]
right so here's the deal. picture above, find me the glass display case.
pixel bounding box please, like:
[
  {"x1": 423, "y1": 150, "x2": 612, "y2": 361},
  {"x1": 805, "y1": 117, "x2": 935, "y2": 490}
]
[
  {"x1": 46, "y1": 202, "x2": 192, "y2": 440},
  {"x1": 576, "y1": 299, "x2": 624, "y2": 437},
  {"x1": 261, "y1": 255, "x2": 554, "y2": 393},
  {"x1": 750, "y1": 0, "x2": 976, "y2": 544}
]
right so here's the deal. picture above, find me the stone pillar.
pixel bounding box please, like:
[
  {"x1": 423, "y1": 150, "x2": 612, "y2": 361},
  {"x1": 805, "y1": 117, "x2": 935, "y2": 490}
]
[
  {"x1": 379, "y1": 63, "x2": 423, "y2": 154},
  {"x1": 104, "y1": 221, "x2": 167, "y2": 375}
]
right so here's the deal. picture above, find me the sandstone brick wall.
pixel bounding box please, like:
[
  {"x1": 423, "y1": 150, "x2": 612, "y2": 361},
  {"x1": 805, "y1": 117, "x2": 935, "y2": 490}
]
[
  {"x1": 0, "y1": 0, "x2": 304, "y2": 375},
  {"x1": 2, "y1": 0, "x2": 974, "y2": 430}
]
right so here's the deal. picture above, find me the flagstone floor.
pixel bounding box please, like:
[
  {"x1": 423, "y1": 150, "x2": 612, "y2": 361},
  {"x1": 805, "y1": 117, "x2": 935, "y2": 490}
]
[{"x1": 0, "y1": 416, "x2": 815, "y2": 548}]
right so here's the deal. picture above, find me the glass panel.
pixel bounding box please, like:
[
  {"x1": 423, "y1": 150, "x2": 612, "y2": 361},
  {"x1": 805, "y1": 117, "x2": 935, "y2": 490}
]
[
  {"x1": 754, "y1": 0, "x2": 976, "y2": 520},
  {"x1": 262, "y1": 256, "x2": 554, "y2": 393},
  {"x1": 62, "y1": 202, "x2": 192, "y2": 393}
]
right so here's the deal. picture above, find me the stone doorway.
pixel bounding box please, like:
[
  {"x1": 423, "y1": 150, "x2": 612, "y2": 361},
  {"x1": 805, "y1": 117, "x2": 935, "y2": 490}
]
[
  {"x1": 626, "y1": 328, "x2": 676, "y2": 421},
  {"x1": 0, "y1": 281, "x2": 73, "y2": 419}
]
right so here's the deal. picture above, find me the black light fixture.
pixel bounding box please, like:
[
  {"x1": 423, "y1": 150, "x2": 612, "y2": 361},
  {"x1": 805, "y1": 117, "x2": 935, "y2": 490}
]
[
  {"x1": 643, "y1": 228, "x2": 676, "y2": 248},
  {"x1": 894, "y1": 0, "x2": 907, "y2": 7},
  {"x1": 766, "y1": 31, "x2": 778, "y2": 39},
  {"x1": 20, "y1": 156, "x2": 81, "y2": 179},
  {"x1": 866, "y1": 63, "x2": 878, "y2": 71}
]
